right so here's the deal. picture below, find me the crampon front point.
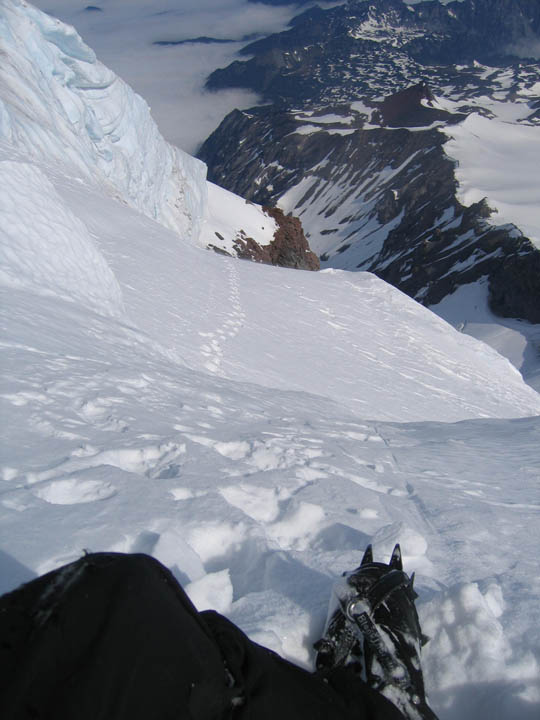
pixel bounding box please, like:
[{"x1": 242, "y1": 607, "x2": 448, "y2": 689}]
[{"x1": 315, "y1": 544, "x2": 438, "y2": 720}]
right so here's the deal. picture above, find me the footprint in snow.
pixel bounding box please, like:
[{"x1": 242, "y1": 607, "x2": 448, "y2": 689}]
[
  {"x1": 32, "y1": 477, "x2": 116, "y2": 505},
  {"x1": 266, "y1": 501, "x2": 325, "y2": 551},
  {"x1": 219, "y1": 483, "x2": 285, "y2": 523}
]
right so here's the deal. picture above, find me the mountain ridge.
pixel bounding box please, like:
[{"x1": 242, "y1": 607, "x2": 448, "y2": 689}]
[{"x1": 198, "y1": 0, "x2": 540, "y2": 325}]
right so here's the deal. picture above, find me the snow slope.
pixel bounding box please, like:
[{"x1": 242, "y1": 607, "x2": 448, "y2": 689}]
[
  {"x1": 25, "y1": 161, "x2": 540, "y2": 424},
  {"x1": 199, "y1": 181, "x2": 279, "y2": 256},
  {"x1": 432, "y1": 278, "x2": 540, "y2": 392},
  {"x1": 2, "y1": 160, "x2": 540, "y2": 720},
  {"x1": 1, "y1": 4, "x2": 540, "y2": 720}
]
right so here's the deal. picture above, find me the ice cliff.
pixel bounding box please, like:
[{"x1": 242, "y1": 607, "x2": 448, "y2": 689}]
[{"x1": 0, "y1": 0, "x2": 207, "y2": 243}]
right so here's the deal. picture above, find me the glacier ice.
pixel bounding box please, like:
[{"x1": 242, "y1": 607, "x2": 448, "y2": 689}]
[{"x1": 0, "y1": 0, "x2": 207, "y2": 243}]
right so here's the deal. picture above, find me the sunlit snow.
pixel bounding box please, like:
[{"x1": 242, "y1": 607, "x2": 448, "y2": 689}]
[
  {"x1": 432, "y1": 278, "x2": 540, "y2": 392},
  {"x1": 443, "y1": 113, "x2": 540, "y2": 248},
  {"x1": 200, "y1": 181, "x2": 278, "y2": 256}
]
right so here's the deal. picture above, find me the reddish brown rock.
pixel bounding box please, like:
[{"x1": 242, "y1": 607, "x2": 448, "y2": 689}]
[
  {"x1": 263, "y1": 206, "x2": 320, "y2": 271},
  {"x1": 230, "y1": 206, "x2": 320, "y2": 271}
]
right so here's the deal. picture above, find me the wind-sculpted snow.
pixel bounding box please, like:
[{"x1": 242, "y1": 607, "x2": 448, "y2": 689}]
[
  {"x1": 0, "y1": 1, "x2": 299, "y2": 261},
  {"x1": 0, "y1": 0, "x2": 207, "y2": 242},
  {"x1": 0, "y1": 160, "x2": 124, "y2": 317}
]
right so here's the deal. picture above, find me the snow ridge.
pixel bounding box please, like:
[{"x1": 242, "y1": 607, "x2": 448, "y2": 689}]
[
  {"x1": 0, "y1": 0, "x2": 207, "y2": 243},
  {"x1": 0, "y1": 160, "x2": 124, "y2": 316}
]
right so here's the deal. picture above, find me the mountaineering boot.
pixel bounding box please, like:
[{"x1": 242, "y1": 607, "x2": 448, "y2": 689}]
[{"x1": 314, "y1": 544, "x2": 438, "y2": 720}]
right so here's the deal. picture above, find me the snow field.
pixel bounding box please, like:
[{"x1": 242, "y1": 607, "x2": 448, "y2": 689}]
[
  {"x1": 0, "y1": 160, "x2": 124, "y2": 316},
  {"x1": 444, "y1": 113, "x2": 540, "y2": 248},
  {"x1": 422, "y1": 583, "x2": 540, "y2": 717},
  {"x1": 2, "y1": 281, "x2": 540, "y2": 717},
  {"x1": 200, "y1": 181, "x2": 278, "y2": 257},
  {"x1": 432, "y1": 277, "x2": 540, "y2": 392},
  {"x1": 57, "y1": 172, "x2": 540, "y2": 424}
]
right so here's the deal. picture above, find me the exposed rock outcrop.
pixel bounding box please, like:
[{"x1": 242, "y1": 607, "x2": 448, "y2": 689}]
[
  {"x1": 264, "y1": 206, "x2": 320, "y2": 270},
  {"x1": 372, "y1": 82, "x2": 466, "y2": 128},
  {"x1": 230, "y1": 206, "x2": 319, "y2": 271}
]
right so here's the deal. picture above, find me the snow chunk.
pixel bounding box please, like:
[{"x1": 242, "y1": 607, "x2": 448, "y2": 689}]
[
  {"x1": 186, "y1": 569, "x2": 233, "y2": 613},
  {"x1": 187, "y1": 522, "x2": 247, "y2": 564},
  {"x1": 373, "y1": 522, "x2": 431, "y2": 573},
  {"x1": 229, "y1": 590, "x2": 313, "y2": 668},
  {"x1": 267, "y1": 502, "x2": 325, "y2": 551},
  {"x1": 33, "y1": 477, "x2": 116, "y2": 504},
  {"x1": 219, "y1": 484, "x2": 282, "y2": 523},
  {"x1": 421, "y1": 582, "x2": 540, "y2": 714}
]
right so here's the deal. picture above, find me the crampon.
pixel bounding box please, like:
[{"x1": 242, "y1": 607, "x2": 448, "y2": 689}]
[{"x1": 314, "y1": 544, "x2": 438, "y2": 720}]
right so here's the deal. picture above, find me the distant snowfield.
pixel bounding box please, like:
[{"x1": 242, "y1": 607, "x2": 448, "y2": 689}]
[
  {"x1": 443, "y1": 112, "x2": 540, "y2": 249},
  {"x1": 1, "y1": 4, "x2": 540, "y2": 720},
  {"x1": 432, "y1": 278, "x2": 540, "y2": 392},
  {"x1": 435, "y1": 98, "x2": 540, "y2": 386}
]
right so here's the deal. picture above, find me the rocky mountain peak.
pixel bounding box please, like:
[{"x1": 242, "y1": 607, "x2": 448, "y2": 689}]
[{"x1": 373, "y1": 80, "x2": 460, "y2": 127}]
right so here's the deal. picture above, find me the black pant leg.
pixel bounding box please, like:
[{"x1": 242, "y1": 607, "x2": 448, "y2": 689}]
[
  {"x1": 202, "y1": 610, "x2": 405, "y2": 720},
  {"x1": 0, "y1": 552, "x2": 233, "y2": 720}
]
